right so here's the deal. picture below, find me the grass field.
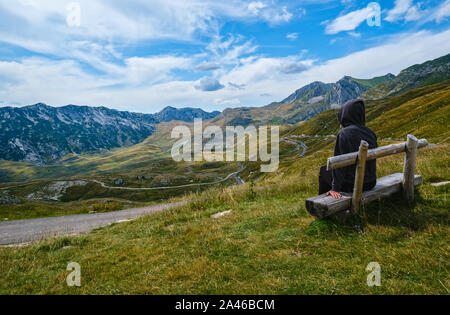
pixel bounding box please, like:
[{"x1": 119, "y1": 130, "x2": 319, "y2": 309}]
[
  {"x1": 0, "y1": 141, "x2": 448, "y2": 294},
  {"x1": 0, "y1": 82, "x2": 448, "y2": 294}
]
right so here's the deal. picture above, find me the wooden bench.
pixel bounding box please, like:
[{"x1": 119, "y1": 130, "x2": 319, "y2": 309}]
[{"x1": 306, "y1": 135, "x2": 428, "y2": 219}]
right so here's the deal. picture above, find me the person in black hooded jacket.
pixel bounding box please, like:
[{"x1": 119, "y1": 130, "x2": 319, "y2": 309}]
[{"x1": 319, "y1": 99, "x2": 378, "y2": 199}]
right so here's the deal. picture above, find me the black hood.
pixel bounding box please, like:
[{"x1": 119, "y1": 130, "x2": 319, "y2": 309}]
[{"x1": 338, "y1": 99, "x2": 366, "y2": 127}]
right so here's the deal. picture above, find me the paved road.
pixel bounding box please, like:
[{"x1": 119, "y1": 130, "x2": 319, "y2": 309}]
[
  {"x1": 0, "y1": 202, "x2": 185, "y2": 246},
  {"x1": 281, "y1": 137, "x2": 308, "y2": 157}
]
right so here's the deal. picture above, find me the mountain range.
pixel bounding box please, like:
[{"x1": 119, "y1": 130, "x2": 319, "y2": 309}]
[
  {"x1": 211, "y1": 54, "x2": 449, "y2": 127},
  {"x1": 1, "y1": 53, "x2": 449, "y2": 165},
  {"x1": 209, "y1": 74, "x2": 399, "y2": 127},
  {"x1": 0, "y1": 104, "x2": 219, "y2": 164}
]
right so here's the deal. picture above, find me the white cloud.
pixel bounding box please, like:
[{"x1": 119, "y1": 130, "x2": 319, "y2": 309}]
[
  {"x1": 297, "y1": 8, "x2": 307, "y2": 18},
  {"x1": 194, "y1": 62, "x2": 222, "y2": 72},
  {"x1": 271, "y1": 6, "x2": 293, "y2": 24},
  {"x1": 286, "y1": 33, "x2": 299, "y2": 40},
  {"x1": 2, "y1": 29, "x2": 449, "y2": 112},
  {"x1": 404, "y1": 5, "x2": 422, "y2": 21},
  {"x1": 386, "y1": 0, "x2": 413, "y2": 22},
  {"x1": 279, "y1": 62, "x2": 308, "y2": 74},
  {"x1": 247, "y1": 1, "x2": 293, "y2": 24},
  {"x1": 206, "y1": 35, "x2": 258, "y2": 66},
  {"x1": 228, "y1": 82, "x2": 246, "y2": 90},
  {"x1": 385, "y1": 0, "x2": 424, "y2": 22},
  {"x1": 325, "y1": 6, "x2": 375, "y2": 34},
  {"x1": 214, "y1": 98, "x2": 241, "y2": 106},
  {"x1": 340, "y1": 0, "x2": 355, "y2": 5},
  {"x1": 0, "y1": 1, "x2": 449, "y2": 114},
  {"x1": 348, "y1": 31, "x2": 361, "y2": 38},
  {"x1": 124, "y1": 56, "x2": 192, "y2": 85},
  {"x1": 0, "y1": 0, "x2": 290, "y2": 74},
  {"x1": 248, "y1": 1, "x2": 267, "y2": 15},
  {"x1": 0, "y1": 57, "x2": 115, "y2": 107},
  {"x1": 434, "y1": 0, "x2": 450, "y2": 23}
]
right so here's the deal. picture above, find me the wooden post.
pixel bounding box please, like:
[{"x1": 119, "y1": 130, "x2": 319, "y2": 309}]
[
  {"x1": 403, "y1": 134, "x2": 419, "y2": 202},
  {"x1": 351, "y1": 141, "x2": 369, "y2": 213}
]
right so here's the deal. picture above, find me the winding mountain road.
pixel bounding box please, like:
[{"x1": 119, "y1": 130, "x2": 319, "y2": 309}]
[
  {"x1": 88, "y1": 163, "x2": 245, "y2": 190},
  {"x1": 0, "y1": 164, "x2": 245, "y2": 193},
  {"x1": 281, "y1": 137, "x2": 308, "y2": 157},
  {"x1": 0, "y1": 202, "x2": 185, "y2": 246}
]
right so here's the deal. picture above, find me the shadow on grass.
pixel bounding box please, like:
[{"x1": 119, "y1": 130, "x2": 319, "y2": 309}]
[{"x1": 306, "y1": 189, "x2": 449, "y2": 237}]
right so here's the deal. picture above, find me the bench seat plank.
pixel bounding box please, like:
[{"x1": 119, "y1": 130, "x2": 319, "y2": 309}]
[{"x1": 306, "y1": 173, "x2": 423, "y2": 219}]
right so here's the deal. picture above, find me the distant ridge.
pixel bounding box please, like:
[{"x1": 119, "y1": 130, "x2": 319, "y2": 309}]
[
  {"x1": 154, "y1": 106, "x2": 220, "y2": 122},
  {"x1": 0, "y1": 103, "x2": 220, "y2": 164}
]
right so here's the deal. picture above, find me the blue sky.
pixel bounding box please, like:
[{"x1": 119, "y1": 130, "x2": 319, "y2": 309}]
[{"x1": 0, "y1": 0, "x2": 449, "y2": 113}]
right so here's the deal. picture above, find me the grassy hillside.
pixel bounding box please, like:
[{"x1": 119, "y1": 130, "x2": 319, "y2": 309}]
[
  {"x1": 0, "y1": 142, "x2": 448, "y2": 294},
  {"x1": 362, "y1": 53, "x2": 450, "y2": 99},
  {"x1": 351, "y1": 74, "x2": 395, "y2": 89},
  {"x1": 0, "y1": 80, "x2": 449, "y2": 294}
]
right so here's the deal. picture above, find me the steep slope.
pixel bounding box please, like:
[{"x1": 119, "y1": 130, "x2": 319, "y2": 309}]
[
  {"x1": 279, "y1": 81, "x2": 332, "y2": 104},
  {"x1": 280, "y1": 74, "x2": 395, "y2": 123},
  {"x1": 362, "y1": 53, "x2": 450, "y2": 99},
  {"x1": 283, "y1": 74, "x2": 394, "y2": 107},
  {"x1": 350, "y1": 74, "x2": 396, "y2": 89}
]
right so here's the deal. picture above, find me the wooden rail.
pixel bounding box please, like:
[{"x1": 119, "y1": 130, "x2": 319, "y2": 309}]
[{"x1": 327, "y1": 139, "x2": 428, "y2": 171}]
